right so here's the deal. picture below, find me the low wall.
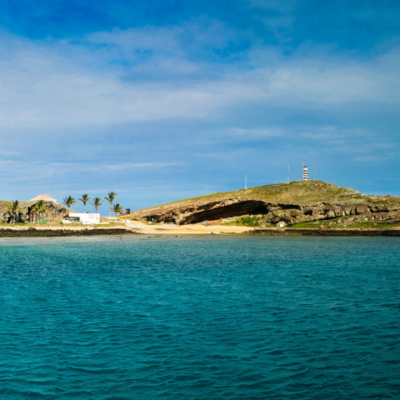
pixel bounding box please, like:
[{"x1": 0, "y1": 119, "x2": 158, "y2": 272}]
[{"x1": 0, "y1": 227, "x2": 139, "y2": 237}]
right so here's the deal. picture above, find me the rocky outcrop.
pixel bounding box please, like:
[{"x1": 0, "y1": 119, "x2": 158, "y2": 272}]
[
  {"x1": 258, "y1": 202, "x2": 395, "y2": 226},
  {"x1": 0, "y1": 202, "x2": 71, "y2": 224},
  {"x1": 131, "y1": 198, "x2": 400, "y2": 227}
]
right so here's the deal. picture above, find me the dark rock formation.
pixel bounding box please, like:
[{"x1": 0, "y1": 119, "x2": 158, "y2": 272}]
[
  {"x1": 258, "y1": 202, "x2": 396, "y2": 226},
  {"x1": 0, "y1": 228, "x2": 138, "y2": 237},
  {"x1": 131, "y1": 198, "x2": 400, "y2": 227},
  {"x1": 249, "y1": 228, "x2": 400, "y2": 237}
]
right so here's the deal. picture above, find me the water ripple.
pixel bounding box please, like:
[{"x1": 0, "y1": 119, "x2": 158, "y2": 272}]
[{"x1": 0, "y1": 236, "x2": 400, "y2": 399}]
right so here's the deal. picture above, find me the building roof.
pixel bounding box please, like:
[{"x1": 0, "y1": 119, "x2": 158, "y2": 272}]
[
  {"x1": 69, "y1": 213, "x2": 100, "y2": 216},
  {"x1": 29, "y1": 194, "x2": 57, "y2": 202}
]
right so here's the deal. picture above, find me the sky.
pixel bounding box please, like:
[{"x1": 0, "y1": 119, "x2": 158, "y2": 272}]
[{"x1": 0, "y1": 0, "x2": 399, "y2": 213}]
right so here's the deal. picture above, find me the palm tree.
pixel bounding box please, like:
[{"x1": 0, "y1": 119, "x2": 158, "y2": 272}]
[
  {"x1": 32, "y1": 200, "x2": 49, "y2": 224},
  {"x1": 112, "y1": 203, "x2": 123, "y2": 216},
  {"x1": 7, "y1": 200, "x2": 22, "y2": 224},
  {"x1": 104, "y1": 191, "x2": 118, "y2": 217},
  {"x1": 63, "y1": 196, "x2": 76, "y2": 209},
  {"x1": 79, "y1": 194, "x2": 91, "y2": 213},
  {"x1": 90, "y1": 197, "x2": 103, "y2": 213}
]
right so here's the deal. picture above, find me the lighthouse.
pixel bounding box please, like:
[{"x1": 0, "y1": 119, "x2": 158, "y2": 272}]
[{"x1": 303, "y1": 163, "x2": 309, "y2": 181}]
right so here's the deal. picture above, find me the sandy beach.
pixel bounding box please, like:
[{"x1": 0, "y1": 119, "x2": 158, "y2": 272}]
[
  {"x1": 0, "y1": 221, "x2": 252, "y2": 237},
  {"x1": 126, "y1": 221, "x2": 252, "y2": 235},
  {"x1": 1, "y1": 221, "x2": 400, "y2": 237}
]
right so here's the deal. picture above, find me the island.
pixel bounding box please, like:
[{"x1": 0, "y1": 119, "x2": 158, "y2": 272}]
[{"x1": 1, "y1": 181, "x2": 400, "y2": 237}]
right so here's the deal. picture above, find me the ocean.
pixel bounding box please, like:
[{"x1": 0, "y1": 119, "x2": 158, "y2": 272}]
[{"x1": 0, "y1": 236, "x2": 399, "y2": 399}]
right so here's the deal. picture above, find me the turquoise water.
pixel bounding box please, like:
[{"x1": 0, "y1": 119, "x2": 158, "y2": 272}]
[{"x1": 0, "y1": 236, "x2": 399, "y2": 399}]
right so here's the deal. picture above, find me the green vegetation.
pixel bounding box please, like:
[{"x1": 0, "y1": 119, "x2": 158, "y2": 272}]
[
  {"x1": 289, "y1": 216, "x2": 400, "y2": 230},
  {"x1": 32, "y1": 200, "x2": 49, "y2": 223},
  {"x1": 222, "y1": 216, "x2": 263, "y2": 227},
  {"x1": 63, "y1": 196, "x2": 77, "y2": 209},
  {"x1": 8, "y1": 200, "x2": 21, "y2": 213},
  {"x1": 112, "y1": 203, "x2": 124, "y2": 216},
  {"x1": 91, "y1": 197, "x2": 103, "y2": 213},
  {"x1": 7, "y1": 200, "x2": 22, "y2": 224},
  {"x1": 0, "y1": 200, "x2": 11, "y2": 210},
  {"x1": 104, "y1": 191, "x2": 118, "y2": 217},
  {"x1": 79, "y1": 194, "x2": 91, "y2": 212},
  {"x1": 0, "y1": 222, "x2": 27, "y2": 226}
]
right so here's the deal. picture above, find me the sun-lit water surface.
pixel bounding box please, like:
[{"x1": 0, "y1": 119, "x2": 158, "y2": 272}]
[{"x1": 0, "y1": 236, "x2": 399, "y2": 399}]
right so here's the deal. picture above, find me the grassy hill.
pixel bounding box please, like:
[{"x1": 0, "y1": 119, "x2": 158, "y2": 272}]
[{"x1": 131, "y1": 180, "x2": 398, "y2": 215}]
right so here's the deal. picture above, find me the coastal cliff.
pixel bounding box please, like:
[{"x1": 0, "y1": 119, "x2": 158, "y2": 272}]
[{"x1": 128, "y1": 181, "x2": 400, "y2": 227}]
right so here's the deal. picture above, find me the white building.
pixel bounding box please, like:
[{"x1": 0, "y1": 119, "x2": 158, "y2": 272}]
[
  {"x1": 63, "y1": 213, "x2": 100, "y2": 224},
  {"x1": 303, "y1": 164, "x2": 309, "y2": 181}
]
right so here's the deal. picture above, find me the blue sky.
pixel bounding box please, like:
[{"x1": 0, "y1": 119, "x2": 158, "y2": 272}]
[{"x1": 0, "y1": 0, "x2": 399, "y2": 213}]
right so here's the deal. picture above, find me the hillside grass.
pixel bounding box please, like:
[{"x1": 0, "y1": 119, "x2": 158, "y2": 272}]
[
  {"x1": 222, "y1": 216, "x2": 263, "y2": 227},
  {"x1": 131, "y1": 180, "x2": 398, "y2": 216}
]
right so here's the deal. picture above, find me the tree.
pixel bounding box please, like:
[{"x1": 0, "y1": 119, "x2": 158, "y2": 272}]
[
  {"x1": 32, "y1": 200, "x2": 49, "y2": 223},
  {"x1": 79, "y1": 194, "x2": 91, "y2": 212},
  {"x1": 90, "y1": 197, "x2": 103, "y2": 213},
  {"x1": 7, "y1": 200, "x2": 22, "y2": 224},
  {"x1": 112, "y1": 203, "x2": 123, "y2": 216},
  {"x1": 104, "y1": 192, "x2": 118, "y2": 217},
  {"x1": 63, "y1": 196, "x2": 76, "y2": 209}
]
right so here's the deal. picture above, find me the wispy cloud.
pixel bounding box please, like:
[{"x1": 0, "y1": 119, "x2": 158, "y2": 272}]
[
  {"x1": 1, "y1": 29, "x2": 399, "y2": 130},
  {"x1": 89, "y1": 162, "x2": 184, "y2": 171},
  {"x1": 225, "y1": 127, "x2": 284, "y2": 137},
  {"x1": 0, "y1": 2, "x2": 400, "y2": 203}
]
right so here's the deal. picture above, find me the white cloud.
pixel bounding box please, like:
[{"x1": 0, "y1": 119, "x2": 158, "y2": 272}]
[
  {"x1": 266, "y1": 65, "x2": 400, "y2": 103},
  {"x1": 89, "y1": 162, "x2": 183, "y2": 171},
  {"x1": 0, "y1": 28, "x2": 399, "y2": 131},
  {"x1": 0, "y1": 33, "x2": 266, "y2": 128},
  {"x1": 226, "y1": 127, "x2": 284, "y2": 137}
]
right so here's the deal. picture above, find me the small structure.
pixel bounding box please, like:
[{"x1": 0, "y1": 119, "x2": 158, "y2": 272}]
[
  {"x1": 29, "y1": 194, "x2": 57, "y2": 203},
  {"x1": 222, "y1": 218, "x2": 237, "y2": 223},
  {"x1": 303, "y1": 164, "x2": 309, "y2": 181},
  {"x1": 63, "y1": 213, "x2": 100, "y2": 224},
  {"x1": 125, "y1": 208, "x2": 131, "y2": 215}
]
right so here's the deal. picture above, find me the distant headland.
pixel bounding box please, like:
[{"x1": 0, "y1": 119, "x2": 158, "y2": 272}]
[
  {"x1": 1, "y1": 181, "x2": 400, "y2": 237},
  {"x1": 126, "y1": 180, "x2": 400, "y2": 232}
]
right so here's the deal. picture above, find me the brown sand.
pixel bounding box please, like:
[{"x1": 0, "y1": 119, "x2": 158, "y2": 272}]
[{"x1": 126, "y1": 221, "x2": 251, "y2": 235}]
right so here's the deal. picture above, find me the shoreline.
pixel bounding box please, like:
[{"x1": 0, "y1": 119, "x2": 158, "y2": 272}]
[
  {"x1": 249, "y1": 228, "x2": 400, "y2": 237},
  {"x1": 0, "y1": 226, "x2": 138, "y2": 237},
  {"x1": 1, "y1": 224, "x2": 400, "y2": 237}
]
